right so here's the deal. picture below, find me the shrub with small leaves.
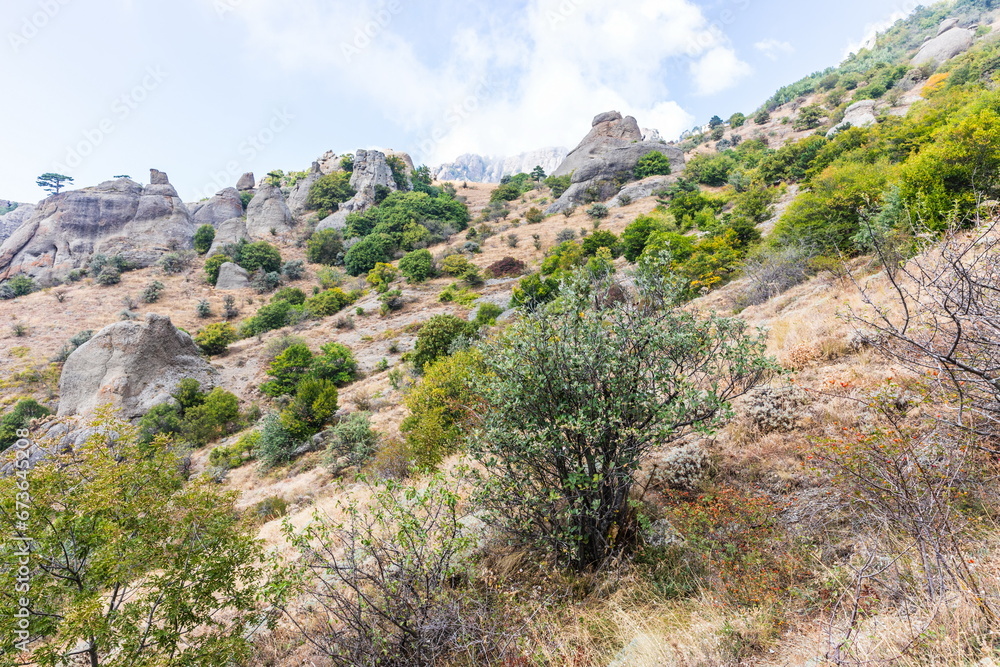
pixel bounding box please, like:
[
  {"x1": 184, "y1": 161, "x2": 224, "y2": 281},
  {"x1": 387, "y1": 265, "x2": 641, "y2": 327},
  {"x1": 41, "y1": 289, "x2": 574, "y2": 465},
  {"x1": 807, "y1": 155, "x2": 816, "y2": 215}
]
[
  {"x1": 194, "y1": 322, "x2": 238, "y2": 356},
  {"x1": 525, "y1": 207, "x2": 545, "y2": 224},
  {"x1": 322, "y1": 412, "x2": 380, "y2": 472},
  {"x1": 158, "y1": 252, "x2": 195, "y2": 274},
  {"x1": 379, "y1": 289, "x2": 404, "y2": 315},
  {"x1": 399, "y1": 249, "x2": 434, "y2": 283},
  {"x1": 251, "y1": 270, "x2": 282, "y2": 294},
  {"x1": 196, "y1": 299, "x2": 212, "y2": 318},
  {"x1": 280, "y1": 377, "x2": 340, "y2": 440},
  {"x1": 222, "y1": 294, "x2": 239, "y2": 319},
  {"x1": 95, "y1": 266, "x2": 122, "y2": 286},
  {"x1": 366, "y1": 263, "x2": 398, "y2": 293},
  {"x1": 194, "y1": 225, "x2": 216, "y2": 255},
  {"x1": 142, "y1": 281, "x2": 165, "y2": 303},
  {"x1": 654, "y1": 443, "x2": 710, "y2": 491},
  {"x1": 555, "y1": 229, "x2": 576, "y2": 243},
  {"x1": 485, "y1": 257, "x2": 526, "y2": 278},
  {"x1": 282, "y1": 260, "x2": 306, "y2": 280},
  {"x1": 586, "y1": 203, "x2": 609, "y2": 219},
  {"x1": 254, "y1": 413, "x2": 298, "y2": 469},
  {"x1": 7, "y1": 274, "x2": 37, "y2": 298},
  {"x1": 744, "y1": 385, "x2": 807, "y2": 433}
]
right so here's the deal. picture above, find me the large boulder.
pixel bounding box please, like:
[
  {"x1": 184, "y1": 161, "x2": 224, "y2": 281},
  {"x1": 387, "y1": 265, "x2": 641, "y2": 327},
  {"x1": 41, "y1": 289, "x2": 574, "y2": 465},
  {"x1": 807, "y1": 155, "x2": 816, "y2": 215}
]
[
  {"x1": 317, "y1": 149, "x2": 399, "y2": 231},
  {"x1": 207, "y1": 217, "x2": 250, "y2": 256},
  {"x1": 826, "y1": 99, "x2": 879, "y2": 137},
  {"x1": 912, "y1": 19, "x2": 975, "y2": 67},
  {"x1": 215, "y1": 262, "x2": 250, "y2": 290},
  {"x1": 0, "y1": 203, "x2": 36, "y2": 246},
  {"x1": 608, "y1": 175, "x2": 678, "y2": 208},
  {"x1": 236, "y1": 172, "x2": 256, "y2": 191},
  {"x1": 286, "y1": 162, "x2": 322, "y2": 217},
  {"x1": 0, "y1": 171, "x2": 194, "y2": 283},
  {"x1": 189, "y1": 187, "x2": 245, "y2": 226},
  {"x1": 245, "y1": 184, "x2": 293, "y2": 238},
  {"x1": 57, "y1": 313, "x2": 218, "y2": 419},
  {"x1": 546, "y1": 112, "x2": 684, "y2": 214}
]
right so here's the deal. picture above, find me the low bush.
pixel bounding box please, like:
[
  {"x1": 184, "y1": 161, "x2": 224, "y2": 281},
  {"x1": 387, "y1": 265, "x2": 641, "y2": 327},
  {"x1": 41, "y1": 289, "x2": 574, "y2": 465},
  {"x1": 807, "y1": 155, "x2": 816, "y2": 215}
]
[
  {"x1": 485, "y1": 257, "x2": 526, "y2": 278},
  {"x1": 306, "y1": 229, "x2": 345, "y2": 265},
  {"x1": 280, "y1": 377, "x2": 339, "y2": 440},
  {"x1": 194, "y1": 322, "x2": 238, "y2": 356},
  {"x1": 194, "y1": 225, "x2": 216, "y2": 254},
  {"x1": 399, "y1": 249, "x2": 434, "y2": 282},
  {"x1": 635, "y1": 151, "x2": 673, "y2": 179},
  {"x1": 0, "y1": 399, "x2": 51, "y2": 452},
  {"x1": 412, "y1": 314, "x2": 476, "y2": 372},
  {"x1": 323, "y1": 412, "x2": 380, "y2": 472}
]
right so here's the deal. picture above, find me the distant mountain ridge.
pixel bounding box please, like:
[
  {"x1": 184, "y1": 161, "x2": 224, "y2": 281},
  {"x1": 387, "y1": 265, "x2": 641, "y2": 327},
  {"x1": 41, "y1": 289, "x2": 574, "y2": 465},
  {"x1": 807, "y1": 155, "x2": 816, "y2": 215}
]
[{"x1": 433, "y1": 148, "x2": 569, "y2": 183}]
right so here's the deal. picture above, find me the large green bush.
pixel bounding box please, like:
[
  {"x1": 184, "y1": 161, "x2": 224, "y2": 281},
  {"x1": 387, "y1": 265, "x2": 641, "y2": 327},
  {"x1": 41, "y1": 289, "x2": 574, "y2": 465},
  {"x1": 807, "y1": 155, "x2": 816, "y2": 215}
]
[
  {"x1": 194, "y1": 225, "x2": 216, "y2": 254},
  {"x1": 205, "y1": 254, "x2": 228, "y2": 286},
  {"x1": 344, "y1": 233, "x2": 394, "y2": 276},
  {"x1": 238, "y1": 241, "x2": 282, "y2": 274},
  {"x1": 399, "y1": 249, "x2": 434, "y2": 283},
  {"x1": 0, "y1": 399, "x2": 51, "y2": 452},
  {"x1": 307, "y1": 172, "x2": 356, "y2": 217},
  {"x1": 261, "y1": 344, "x2": 315, "y2": 397},
  {"x1": 280, "y1": 377, "x2": 339, "y2": 440},
  {"x1": 194, "y1": 322, "x2": 238, "y2": 356},
  {"x1": 306, "y1": 229, "x2": 345, "y2": 265},
  {"x1": 311, "y1": 342, "x2": 358, "y2": 386},
  {"x1": 634, "y1": 151, "x2": 673, "y2": 179},
  {"x1": 412, "y1": 315, "x2": 477, "y2": 372}
]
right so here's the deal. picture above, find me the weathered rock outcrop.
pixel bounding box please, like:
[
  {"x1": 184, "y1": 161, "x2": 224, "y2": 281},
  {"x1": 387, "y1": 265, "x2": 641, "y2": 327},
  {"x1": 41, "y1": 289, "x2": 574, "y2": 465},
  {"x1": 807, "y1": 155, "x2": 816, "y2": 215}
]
[
  {"x1": 0, "y1": 171, "x2": 195, "y2": 282},
  {"x1": 207, "y1": 217, "x2": 250, "y2": 256},
  {"x1": 245, "y1": 184, "x2": 293, "y2": 238},
  {"x1": 827, "y1": 99, "x2": 879, "y2": 137},
  {"x1": 215, "y1": 262, "x2": 250, "y2": 290},
  {"x1": 912, "y1": 19, "x2": 975, "y2": 67},
  {"x1": 236, "y1": 172, "x2": 256, "y2": 191},
  {"x1": 608, "y1": 175, "x2": 679, "y2": 208},
  {"x1": 317, "y1": 149, "x2": 398, "y2": 231},
  {"x1": 0, "y1": 203, "x2": 36, "y2": 246},
  {"x1": 189, "y1": 187, "x2": 245, "y2": 227},
  {"x1": 433, "y1": 148, "x2": 569, "y2": 183},
  {"x1": 546, "y1": 112, "x2": 684, "y2": 214},
  {"x1": 58, "y1": 313, "x2": 218, "y2": 419},
  {"x1": 286, "y1": 162, "x2": 322, "y2": 217}
]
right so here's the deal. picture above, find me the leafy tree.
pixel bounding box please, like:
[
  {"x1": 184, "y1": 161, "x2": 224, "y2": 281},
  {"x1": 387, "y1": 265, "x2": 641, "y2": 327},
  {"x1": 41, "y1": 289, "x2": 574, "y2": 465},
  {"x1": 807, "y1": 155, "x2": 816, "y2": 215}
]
[
  {"x1": 280, "y1": 377, "x2": 339, "y2": 440},
  {"x1": 194, "y1": 224, "x2": 216, "y2": 254},
  {"x1": 582, "y1": 230, "x2": 620, "y2": 256},
  {"x1": 530, "y1": 165, "x2": 547, "y2": 181},
  {"x1": 399, "y1": 249, "x2": 434, "y2": 283},
  {"x1": 36, "y1": 172, "x2": 73, "y2": 195},
  {"x1": 709, "y1": 115, "x2": 724, "y2": 128},
  {"x1": 544, "y1": 174, "x2": 572, "y2": 198},
  {"x1": 753, "y1": 109, "x2": 771, "y2": 124},
  {"x1": 634, "y1": 151, "x2": 673, "y2": 179},
  {"x1": 0, "y1": 410, "x2": 263, "y2": 665},
  {"x1": 366, "y1": 262, "x2": 398, "y2": 293},
  {"x1": 307, "y1": 172, "x2": 356, "y2": 217},
  {"x1": 311, "y1": 342, "x2": 358, "y2": 386},
  {"x1": 183, "y1": 387, "x2": 241, "y2": 446},
  {"x1": 386, "y1": 155, "x2": 411, "y2": 191},
  {"x1": 344, "y1": 233, "x2": 394, "y2": 276},
  {"x1": 793, "y1": 104, "x2": 825, "y2": 131},
  {"x1": 621, "y1": 213, "x2": 671, "y2": 262},
  {"x1": 684, "y1": 153, "x2": 736, "y2": 186},
  {"x1": 0, "y1": 399, "x2": 50, "y2": 452},
  {"x1": 238, "y1": 241, "x2": 282, "y2": 273},
  {"x1": 490, "y1": 183, "x2": 523, "y2": 203},
  {"x1": 412, "y1": 314, "x2": 476, "y2": 372},
  {"x1": 469, "y1": 268, "x2": 775, "y2": 568},
  {"x1": 306, "y1": 229, "x2": 345, "y2": 265},
  {"x1": 194, "y1": 322, "x2": 239, "y2": 355},
  {"x1": 729, "y1": 112, "x2": 747, "y2": 128},
  {"x1": 262, "y1": 343, "x2": 315, "y2": 397},
  {"x1": 205, "y1": 254, "x2": 228, "y2": 286}
]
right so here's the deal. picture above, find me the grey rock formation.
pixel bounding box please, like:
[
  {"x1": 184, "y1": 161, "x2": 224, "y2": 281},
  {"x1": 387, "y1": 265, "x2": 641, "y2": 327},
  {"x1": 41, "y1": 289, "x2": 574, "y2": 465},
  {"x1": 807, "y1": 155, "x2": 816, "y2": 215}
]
[
  {"x1": 215, "y1": 262, "x2": 250, "y2": 290},
  {"x1": 0, "y1": 203, "x2": 36, "y2": 246},
  {"x1": 245, "y1": 184, "x2": 293, "y2": 238},
  {"x1": 317, "y1": 151, "x2": 347, "y2": 175},
  {"x1": 608, "y1": 175, "x2": 678, "y2": 208},
  {"x1": 826, "y1": 99, "x2": 879, "y2": 137},
  {"x1": 385, "y1": 150, "x2": 415, "y2": 175},
  {"x1": 433, "y1": 147, "x2": 569, "y2": 183},
  {"x1": 207, "y1": 217, "x2": 250, "y2": 256},
  {"x1": 286, "y1": 162, "x2": 322, "y2": 217},
  {"x1": 150, "y1": 169, "x2": 170, "y2": 185},
  {"x1": 545, "y1": 112, "x2": 685, "y2": 214},
  {"x1": 0, "y1": 172, "x2": 195, "y2": 283},
  {"x1": 189, "y1": 187, "x2": 244, "y2": 227},
  {"x1": 236, "y1": 172, "x2": 256, "y2": 191},
  {"x1": 317, "y1": 149, "x2": 398, "y2": 231},
  {"x1": 912, "y1": 19, "x2": 975, "y2": 67},
  {"x1": 57, "y1": 313, "x2": 218, "y2": 419}
]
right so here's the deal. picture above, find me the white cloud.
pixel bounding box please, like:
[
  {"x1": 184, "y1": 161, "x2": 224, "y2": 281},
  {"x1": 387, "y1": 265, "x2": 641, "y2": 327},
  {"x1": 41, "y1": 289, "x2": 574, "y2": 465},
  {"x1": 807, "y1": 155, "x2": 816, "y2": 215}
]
[
  {"x1": 754, "y1": 38, "x2": 795, "y2": 61},
  {"x1": 220, "y1": 0, "x2": 747, "y2": 162}
]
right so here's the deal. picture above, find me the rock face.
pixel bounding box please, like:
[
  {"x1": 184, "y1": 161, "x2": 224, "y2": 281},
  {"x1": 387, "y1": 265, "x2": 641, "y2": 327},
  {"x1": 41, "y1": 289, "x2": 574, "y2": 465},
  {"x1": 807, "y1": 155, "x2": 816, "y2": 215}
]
[
  {"x1": 207, "y1": 217, "x2": 250, "y2": 256},
  {"x1": 433, "y1": 148, "x2": 569, "y2": 183},
  {"x1": 0, "y1": 171, "x2": 195, "y2": 283},
  {"x1": 827, "y1": 99, "x2": 879, "y2": 137},
  {"x1": 215, "y1": 262, "x2": 250, "y2": 290},
  {"x1": 189, "y1": 187, "x2": 245, "y2": 227},
  {"x1": 912, "y1": 19, "x2": 975, "y2": 67},
  {"x1": 236, "y1": 172, "x2": 256, "y2": 191},
  {"x1": 545, "y1": 112, "x2": 684, "y2": 214},
  {"x1": 0, "y1": 203, "x2": 36, "y2": 246},
  {"x1": 58, "y1": 313, "x2": 218, "y2": 419},
  {"x1": 608, "y1": 175, "x2": 678, "y2": 208},
  {"x1": 286, "y1": 162, "x2": 322, "y2": 217},
  {"x1": 316, "y1": 149, "x2": 399, "y2": 231},
  {"x1": 245, "y1": 184, "x2": 293, "y2": 238}
]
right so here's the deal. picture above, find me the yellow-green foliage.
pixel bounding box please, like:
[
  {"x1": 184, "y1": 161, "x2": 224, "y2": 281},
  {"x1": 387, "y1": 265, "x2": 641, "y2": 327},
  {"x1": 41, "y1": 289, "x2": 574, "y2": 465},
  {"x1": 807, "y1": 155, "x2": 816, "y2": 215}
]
[
  {"x1": 437, "y1": 283, "x2": 479, "y2": 306},
  {"x1": 401, "y1": 348, "x2": 483, "y2": 469},
  {"x1": 209, "y1": 431, "x2": 260, "y2": 469}
]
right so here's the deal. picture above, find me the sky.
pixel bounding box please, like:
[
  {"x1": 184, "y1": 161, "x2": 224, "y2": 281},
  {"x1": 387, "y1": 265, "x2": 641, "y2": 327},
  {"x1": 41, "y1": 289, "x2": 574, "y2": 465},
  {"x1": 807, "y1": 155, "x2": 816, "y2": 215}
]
[{"x1": 0, "y1": 0, "x2": 919, "y2": 203}]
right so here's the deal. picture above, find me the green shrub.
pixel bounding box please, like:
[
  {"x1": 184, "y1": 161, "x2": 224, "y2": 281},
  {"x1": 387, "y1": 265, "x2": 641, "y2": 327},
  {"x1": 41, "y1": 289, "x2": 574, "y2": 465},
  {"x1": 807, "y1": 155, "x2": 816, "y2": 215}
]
[
  {"x1": 412, "y1": 314, "x2": 476, "y2": 372},
  {"x1": 194, "y1": 225, "x2": 216, "y2": 254},
  {"x1": 254, "y1": 414, "x2": 298, "y2": 469},
  {"x1": 586, "y1": 203, "x2": 609, "y2": 219},
  {"x1": 440, "y1": 254, "x2": 475, "y2": 277},
  {"x1": 399, "y1": 249, "x2": 434, "y2": 283},
  {"x1": 582, "y1": 230, "x2": 619, "y2": 256},
  {"x1": 158, "y1": 252, "x2": 194, "y2": 274},
  {"x1": 7, "y1": 274, "x2": 37, "y2": 298},
  {"x1": 525, "y1": 207, "x2": 545, "y2": 224},
  {"x1": 0, "y1": 399, "x2": 51, "y2": 451},
  {"x1": 280, "y1": 377, "x2": 339, "y2": 440},
  {"x1": 282, "y1": 260, "x2": 305, "y2": 280},
  {"x1": 490, "y1": 183, "x2": 523, "y2": 203},
  {"x1": 306, "y1": 172, "x2": 356, "y2": 217},
  {"x1": 95, "y1": 267, "x2": 121, "y2": 286},
  {"x1": 634, "y1": 151, "x2": 673, "y2": 179},
  {"x1": 753, "y1": 109, "x2": 771, "y2": 124},
  {"x1": 304, "y1": 288, "x2": 357, "y2": 317},
  {"x1": 271, "y1": 287, "x2": 306, "y2": 305},
  {"x1": 261, "y1": 344, "x2": 314, "y2": 397},
  {"x1": 379, "y1": 289, "x2": 404, "y2": 315},
  {"x1": 312, "y1": 342, "x2": 358, "y2": 386},
  {"x1": 137, "y1": 403, "x2": 184, "y2": 445},
  {"x1": 239, "y1": 300, "x2": 295, "y2": 337},
  {"x1": 209, "y1": 431, "x2": 259, "y2": 470},
  {"x1": 729, "y1": 112, "x2": 746, "y2": 128},
  {"x1": 544, "y1": 174, "x2": 572, "y2": 198},
  {"x1": 251, "y1": 271, "x2": 281, "y2": 294},
  {"x1": 238, "y1": 242, "x2": 282, "y2": 274},
  {"x1": 621, "y1": 214, "x2": 671, "y2": 262},
  {"x1": 344, "y1": 233, "x2": 394, "y2": 276},
  {"x1": 205, "y1": 254, "x2": 228, "y2": 286},
  {"x1": 684, "y1": 153, "x2": 737, "y2": 186},
  {"x1": 474, "y1": 302, "x2": 504, "y2": 327},
  {"x1": 511, "y1": 273, "x2": 560, "y2": 311},
  {"x1": 142, "y1": 280, "x2": 165, "y2": 303},
  {"x1": 437, "y1": 283, "x2": 479, "y2": 306},
  {"x1": 323, "y1": 412, "x2": 380, "y2": 471},
  {"x1": 89, "y1": 253, "x2": 130, "y2": 275},
  {"x1": 194, "y1": 322, "x2": 238, "y2": 356},
  {"x1": 366, "y1": 262, "x2": 398, "y2": 293},
  {"x1": 306, "y1": 229, "x2": 345, "y2": 265},
  {"x1": 182, "y1": 387, "x2": 241, "y2": 446},
  {"x1": 240, "y1": 191, "x2": 254, "y2": 209}
]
